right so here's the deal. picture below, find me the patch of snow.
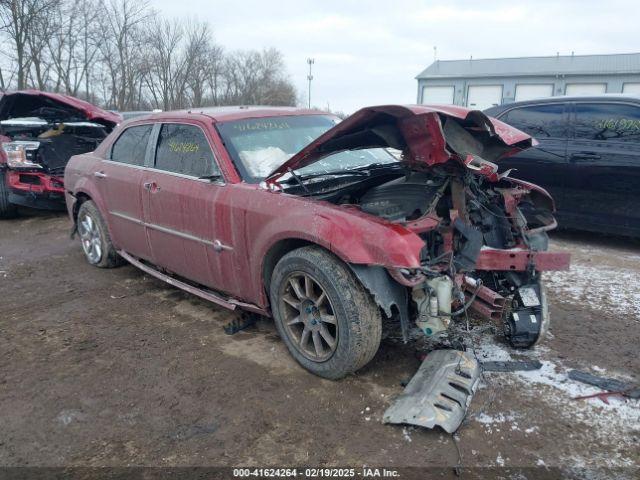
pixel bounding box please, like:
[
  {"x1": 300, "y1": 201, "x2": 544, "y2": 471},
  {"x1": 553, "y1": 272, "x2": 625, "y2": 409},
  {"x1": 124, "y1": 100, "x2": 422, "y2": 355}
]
[
  {"x1": 545, "y1": 262, "x2": 640, "y2": 318},
  {"x1": 472, "y1": 336, "x2": 640, "y2": 468}
]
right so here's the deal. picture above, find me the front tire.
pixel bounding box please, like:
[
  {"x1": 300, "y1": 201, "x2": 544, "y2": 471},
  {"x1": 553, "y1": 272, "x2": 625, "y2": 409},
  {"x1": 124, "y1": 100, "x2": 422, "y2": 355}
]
[
  {"x1": 270, "y1": 246, "x2": 382, "y2": 379},
  {"x1": 0, "y1": 171, "x2": 18, "y2": 219},
  {"x1": 77, "y1": 200, "x2": 123, "y2": 268}
]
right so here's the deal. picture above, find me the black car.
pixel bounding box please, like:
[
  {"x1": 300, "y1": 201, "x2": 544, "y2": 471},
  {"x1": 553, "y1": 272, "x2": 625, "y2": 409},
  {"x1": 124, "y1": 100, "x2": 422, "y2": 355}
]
[{"x1": 485, "y1": 95, "x2": 640, "y2": 237}]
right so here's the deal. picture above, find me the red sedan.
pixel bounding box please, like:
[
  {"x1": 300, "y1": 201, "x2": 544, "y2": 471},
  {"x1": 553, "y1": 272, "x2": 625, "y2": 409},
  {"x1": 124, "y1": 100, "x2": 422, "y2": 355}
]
[{"x1": 64, "y1": 105, "x2": 569, "y2": 379}]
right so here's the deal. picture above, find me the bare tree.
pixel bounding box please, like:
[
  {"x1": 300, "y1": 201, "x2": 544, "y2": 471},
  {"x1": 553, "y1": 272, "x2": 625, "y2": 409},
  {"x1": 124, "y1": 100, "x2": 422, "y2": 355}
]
[
  {"x1": 1, "y1": 0, "x2": 297, "y2": 109},
  {"x1": 0, "y1": 0, "x2": 60, "y2": 89},
  {"x1": 97, "y1": 0, "x2": 151, "y2": 110}
]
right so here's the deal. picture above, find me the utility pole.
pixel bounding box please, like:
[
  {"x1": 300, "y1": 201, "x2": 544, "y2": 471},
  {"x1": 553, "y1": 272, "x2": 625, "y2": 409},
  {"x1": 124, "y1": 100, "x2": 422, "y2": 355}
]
[{"x1": 307, "y1": 58, "x2": 315, "y2": 109}]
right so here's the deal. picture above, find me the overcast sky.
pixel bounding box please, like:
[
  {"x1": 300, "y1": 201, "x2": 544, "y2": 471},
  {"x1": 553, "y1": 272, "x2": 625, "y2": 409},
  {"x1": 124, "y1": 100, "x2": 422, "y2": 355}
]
[{"x1": 154, "y1": 0, "x2": 638, "y2": 113}]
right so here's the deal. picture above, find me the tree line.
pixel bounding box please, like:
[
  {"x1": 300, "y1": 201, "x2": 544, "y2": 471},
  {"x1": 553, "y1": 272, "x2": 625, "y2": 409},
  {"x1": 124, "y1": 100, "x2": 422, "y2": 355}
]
[{"x1": 0, "y1": 0, "x2": 298, "y2": 111}]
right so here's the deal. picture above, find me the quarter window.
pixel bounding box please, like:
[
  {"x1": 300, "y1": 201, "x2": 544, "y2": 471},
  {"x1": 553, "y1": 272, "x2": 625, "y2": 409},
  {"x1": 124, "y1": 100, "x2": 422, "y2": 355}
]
[
  {"x1": 574, "y1": 103, "x2": 640, "y2": 142},
  {"x1": 111, "y1": 124, "x2": 152, "y2": 166},
  {"x1": 155, "y1": 123, "x2": 219, "y2": 177},
  {"x1": 500, "y1": 104, "x2": 567, "y2": 138}
]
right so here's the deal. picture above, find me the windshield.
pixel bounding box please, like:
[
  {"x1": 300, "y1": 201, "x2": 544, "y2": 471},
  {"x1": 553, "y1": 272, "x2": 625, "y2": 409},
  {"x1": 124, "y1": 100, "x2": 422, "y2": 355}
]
[{"x1": 216, "y1": 114, "x2": 398, "y2": 182}]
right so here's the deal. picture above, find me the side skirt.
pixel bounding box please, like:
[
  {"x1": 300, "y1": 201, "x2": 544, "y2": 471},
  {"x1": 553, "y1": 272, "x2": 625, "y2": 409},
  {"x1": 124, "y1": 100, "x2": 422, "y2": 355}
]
[{"x1": 118, "y1": 250, "x2": 268, "y2": 316}]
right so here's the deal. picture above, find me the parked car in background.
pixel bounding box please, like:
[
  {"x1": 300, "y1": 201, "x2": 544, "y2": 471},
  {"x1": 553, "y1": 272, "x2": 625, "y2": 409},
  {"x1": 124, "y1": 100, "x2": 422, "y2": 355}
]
[
  {"x1": 64, "y1": 105, "x2": 569, "y2": 380},
  {"x1": 0, "y1": 90, "x2": 120, "y2": 217},
  {"x1": 485, "y1": 95, "x2": 640, "y2": 237}
]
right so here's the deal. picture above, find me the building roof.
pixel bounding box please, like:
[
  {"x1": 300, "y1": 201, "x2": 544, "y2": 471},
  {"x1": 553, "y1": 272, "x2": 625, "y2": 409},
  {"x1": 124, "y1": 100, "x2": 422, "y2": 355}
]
[{"x1": 416, "y1": 53, "x2": 640, "y2": 79}]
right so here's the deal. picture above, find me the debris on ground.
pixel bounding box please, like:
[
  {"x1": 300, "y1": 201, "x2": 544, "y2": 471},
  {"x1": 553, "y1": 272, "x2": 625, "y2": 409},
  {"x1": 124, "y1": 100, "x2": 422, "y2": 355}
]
[
  {"x1": 384, "y1": 349, "x2": 480, "y2": 433},
  {"x1": 569, "y1": 369, "x2": 640, "y2": 400},
  {"x1": 482, "y1": 360, "x2": 543, "y2": 372},
  {"x1": 223, "y1": 312, "x2": 257, "y2": 335}
]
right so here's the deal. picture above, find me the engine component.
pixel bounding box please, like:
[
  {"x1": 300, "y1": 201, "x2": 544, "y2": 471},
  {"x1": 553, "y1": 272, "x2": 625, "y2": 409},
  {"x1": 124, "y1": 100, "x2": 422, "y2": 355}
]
[
  {"x1": 412, "y1": 275, "x2": 452, "y2": 337},
  {"x1": 359, "y1": 174, "x2": 443, "y2": 221},
  {"x1": 504, "y1": 282, "x2": 546, "y2": 348},
  {"x1": 383, "y1": 349, "x2": 480, "y2": 433},
  {"x1": 452, "y1": 218, "x2": 483, "y2": 271}
]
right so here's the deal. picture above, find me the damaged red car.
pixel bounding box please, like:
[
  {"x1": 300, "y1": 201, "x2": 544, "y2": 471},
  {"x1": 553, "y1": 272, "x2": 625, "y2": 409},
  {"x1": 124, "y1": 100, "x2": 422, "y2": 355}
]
[
  {"x1": 0, "y1": 90, "x2": 120, "y2": 216},
  {"x1": 64, "y1": 105, "x2": 570, "y2": 380}
]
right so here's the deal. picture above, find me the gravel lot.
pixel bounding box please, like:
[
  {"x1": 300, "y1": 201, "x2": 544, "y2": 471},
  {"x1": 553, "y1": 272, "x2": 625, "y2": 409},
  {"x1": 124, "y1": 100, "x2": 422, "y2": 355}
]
[{"x1": 1, "y1": 209, "x2": 639, "y2": 478}]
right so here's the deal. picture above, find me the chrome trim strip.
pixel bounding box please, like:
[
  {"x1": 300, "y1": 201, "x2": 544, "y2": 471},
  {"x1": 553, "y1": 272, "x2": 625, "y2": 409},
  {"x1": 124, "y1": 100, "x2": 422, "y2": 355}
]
[
  {"x1": 109, "y1": 210, "x2": 218, "y2": 247},
  {"x1": 146, "y1": 222, "x2": 215, "y2": 246},
  {"x1": 110, "y1": 211, "x2": 144, "y2": 225}
]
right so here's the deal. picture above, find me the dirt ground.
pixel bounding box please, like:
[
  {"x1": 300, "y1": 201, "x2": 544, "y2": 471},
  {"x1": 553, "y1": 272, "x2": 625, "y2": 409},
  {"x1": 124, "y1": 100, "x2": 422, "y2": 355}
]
[{"x1": 1, "y1": 209, "x2": 639, "y2": 479}]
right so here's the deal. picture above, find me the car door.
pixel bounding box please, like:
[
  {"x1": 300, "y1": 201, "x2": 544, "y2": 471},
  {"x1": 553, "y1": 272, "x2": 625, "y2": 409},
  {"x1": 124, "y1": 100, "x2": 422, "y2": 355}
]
[
  {"x1": 141, "y1": 122, "x2": 228, "y2": 290},
  {"x1": 96, "y1": 123, "x2": 154, "y2": 260},
  {"x1": 563, "y1": 101, "x2": 640, "y2": 235},
  {"x1": 496, "y1": 103, "x2": 569, "y2": 204}
]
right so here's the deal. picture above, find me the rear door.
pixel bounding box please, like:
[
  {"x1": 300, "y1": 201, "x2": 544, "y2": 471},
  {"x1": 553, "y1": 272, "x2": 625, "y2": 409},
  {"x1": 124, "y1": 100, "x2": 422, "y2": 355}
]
[
  {"x1": 563, "y1": 101, "x2": 640, "y2": 234},
  {"x1": 97, "y1": 123, "x2": 153, "y2": 260},
  {"x1": 141, "y1": 122, "x2": 228, "y2": 289},
  {"x1": 496, "y1": 103, "x2": 569, "y2": 202}
]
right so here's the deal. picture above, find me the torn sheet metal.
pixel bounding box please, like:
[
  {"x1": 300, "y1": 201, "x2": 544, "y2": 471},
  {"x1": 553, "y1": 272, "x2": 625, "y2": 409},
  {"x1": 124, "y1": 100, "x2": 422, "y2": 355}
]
[{"x1": 383, "y1": 349, "x2": 480, "y2": 433}]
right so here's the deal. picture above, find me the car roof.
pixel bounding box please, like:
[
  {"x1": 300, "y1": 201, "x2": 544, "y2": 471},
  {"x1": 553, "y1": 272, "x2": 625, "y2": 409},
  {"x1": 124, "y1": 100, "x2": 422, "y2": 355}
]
[
  {"x1": 122, "y1": 106, "x2": 328, "y2": 126},
  {"x1": 486, "y1": 94, "x2": 640, "y2": 114}
]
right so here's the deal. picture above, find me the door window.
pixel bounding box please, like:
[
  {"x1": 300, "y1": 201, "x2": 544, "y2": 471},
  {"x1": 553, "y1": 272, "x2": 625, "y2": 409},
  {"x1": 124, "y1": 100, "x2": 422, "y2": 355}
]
[
  {"x1": 154, "y1": 123, "x2": 220, "y2": 177},
  {"x1": 111, "y1": 124, "x2": 153, "y2": 166},
  {"x1": 574, "y1": 103, "x2": 640, "y2": 142},
  {"x1": 500, "y1": 104, "x2": 567, "y2": 138}
]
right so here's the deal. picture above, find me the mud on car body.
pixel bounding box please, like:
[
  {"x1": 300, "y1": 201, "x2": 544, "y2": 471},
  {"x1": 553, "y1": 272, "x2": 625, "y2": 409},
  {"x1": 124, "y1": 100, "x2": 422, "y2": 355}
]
[
  {"x1": 64, "y1": 104, "x2": 569, "y2": 381},
  {"x1": 0, "y1": 90, "x2": 120, "y2": 217}
]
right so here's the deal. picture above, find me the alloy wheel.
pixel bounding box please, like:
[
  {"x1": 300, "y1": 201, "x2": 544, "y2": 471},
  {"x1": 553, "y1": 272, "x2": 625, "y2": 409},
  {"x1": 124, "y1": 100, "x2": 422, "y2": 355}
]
[
  {"x1": 78, "y1": 212, "x2": 102, "y2": 264},
  {"x1": 279, "y1": 272, "x2": 338, "y2": 362}
]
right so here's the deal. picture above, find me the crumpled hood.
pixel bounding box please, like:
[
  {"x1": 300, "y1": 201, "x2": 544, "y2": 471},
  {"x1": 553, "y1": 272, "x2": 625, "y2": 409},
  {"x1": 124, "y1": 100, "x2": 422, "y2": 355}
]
[
  {"x1": 0, "y1": 90, "x2": 121, "y2": 128},
  {"x1": 266, "y1": 104, "x2": 534, "y2": 182}
]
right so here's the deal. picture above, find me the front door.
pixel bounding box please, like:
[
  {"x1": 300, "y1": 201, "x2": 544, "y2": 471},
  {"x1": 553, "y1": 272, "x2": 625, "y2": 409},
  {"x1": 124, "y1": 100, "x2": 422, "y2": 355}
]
[
  {"x1": 564, "y1": 101, "x2": 640, "y2": 235},
  {"x1": 141, "y1": 122, "x2": 227, "y2": 289},
  {"x1": 96, "y1": 123, "x2": 153, "y2": 260},
  {"x1": 496, "y1": 103, "x2": 569, "y2": 204}
]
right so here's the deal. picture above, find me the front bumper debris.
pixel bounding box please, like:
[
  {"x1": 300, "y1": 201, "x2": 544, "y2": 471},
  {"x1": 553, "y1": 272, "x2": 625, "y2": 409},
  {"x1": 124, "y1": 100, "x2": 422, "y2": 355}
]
[{"x1": 383, "y1": 349, "x2": 480, "y2": 433}]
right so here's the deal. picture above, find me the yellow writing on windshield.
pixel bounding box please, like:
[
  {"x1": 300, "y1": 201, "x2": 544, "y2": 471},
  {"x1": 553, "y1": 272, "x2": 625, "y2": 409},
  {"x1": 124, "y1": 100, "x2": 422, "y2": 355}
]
[
  {"x1": 595, "y1": 118, "x2": 640, "y2": 132},
  {"x1": 233, "y1": 121, "x2": 291, "y2": 132}
]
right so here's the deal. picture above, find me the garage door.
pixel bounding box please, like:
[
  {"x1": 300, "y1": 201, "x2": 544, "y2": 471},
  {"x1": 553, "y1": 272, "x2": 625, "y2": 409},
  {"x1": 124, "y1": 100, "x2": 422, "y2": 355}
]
[
  {"x1": 622, "y1": 83, "x2": 640, "y2": 94},
  {"x1": 422, "y1": 85, "x2": 455, "y2": 104},
  {"x1": 466, "y1": 85, "x2": 502, "y2": 110},
  {"x1": 565, "y1": 83, "x2": 606, "y2": 95},
  {"x1": 515, "y1": 84, "x2": 554, "y2": 102}
]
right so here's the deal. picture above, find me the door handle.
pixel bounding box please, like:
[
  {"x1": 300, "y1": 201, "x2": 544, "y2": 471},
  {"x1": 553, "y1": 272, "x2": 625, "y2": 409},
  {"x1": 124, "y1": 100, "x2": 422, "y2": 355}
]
[
  {"x1": 570, "y1": 152, "x2": 601, "y2": 161},
  {"x1": 94, "y1": 171, "x2": 107, "y2": 178},
  {"x1": 143, "y1": 181, "x2": 161, "y2": 193}
]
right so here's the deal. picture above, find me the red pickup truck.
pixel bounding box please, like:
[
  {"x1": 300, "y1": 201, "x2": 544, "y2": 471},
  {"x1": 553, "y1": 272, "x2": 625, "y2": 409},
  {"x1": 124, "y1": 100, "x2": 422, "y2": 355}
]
[
  {"x1": 0, "y1": 90, "x2": 120, "y2": 216},
  {"x1": 64, "y1": 105, "x2": 570, "y2": 379}
]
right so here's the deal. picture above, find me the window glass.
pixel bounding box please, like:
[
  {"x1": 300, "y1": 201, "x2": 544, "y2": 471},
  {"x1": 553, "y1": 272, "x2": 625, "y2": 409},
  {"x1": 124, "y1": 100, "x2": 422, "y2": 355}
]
[
  {"x1": 574, "y1": 103, "x2": 640, "y2": 142},
  {"x1": 111, "y1": 124, "x2": 152, "y2": 166},
  {"x1": 501, "y1": 104, "x2": 566, "y2": 138},
  {"x1": 216, "y1": 115, "x2": 397, "y2": 182},
  {"x1": 154, "y1": 123, "x2": 219, "y2": 177}
]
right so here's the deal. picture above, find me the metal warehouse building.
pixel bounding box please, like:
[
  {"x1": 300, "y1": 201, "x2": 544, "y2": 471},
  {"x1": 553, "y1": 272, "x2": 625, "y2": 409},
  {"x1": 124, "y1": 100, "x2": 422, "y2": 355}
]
[{"x1": 416, "y1": 52, "x2": 640, "y2": 111}]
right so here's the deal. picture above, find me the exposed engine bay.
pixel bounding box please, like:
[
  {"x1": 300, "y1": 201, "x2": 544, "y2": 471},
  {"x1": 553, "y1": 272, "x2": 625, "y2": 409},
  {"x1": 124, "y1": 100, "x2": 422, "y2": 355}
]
[
  {"x1": 1, "y1": 118, "x2": 108, "y2": 174},
  {"x1": 277, "y1": 107, "x2": 567, "y2": 351}
]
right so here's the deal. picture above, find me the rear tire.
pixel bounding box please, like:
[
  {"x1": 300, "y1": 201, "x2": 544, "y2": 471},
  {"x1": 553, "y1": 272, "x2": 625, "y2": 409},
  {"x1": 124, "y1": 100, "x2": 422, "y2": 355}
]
[
  {"x1": 0, "y1": 171, "x2": 18, "y2": 219},
  {"x1": 77, "y1": 200, "x2": 123, "y2": 268},
  {"x1": 270, "y1": 246, "x2": 382, "y2": 379}
]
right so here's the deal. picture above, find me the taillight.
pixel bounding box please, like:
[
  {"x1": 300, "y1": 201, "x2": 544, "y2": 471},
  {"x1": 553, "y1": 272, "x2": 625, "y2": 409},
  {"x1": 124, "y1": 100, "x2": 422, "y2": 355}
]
[{"x1": 1, "y1": 141, "x2": 41, "y2": 169}]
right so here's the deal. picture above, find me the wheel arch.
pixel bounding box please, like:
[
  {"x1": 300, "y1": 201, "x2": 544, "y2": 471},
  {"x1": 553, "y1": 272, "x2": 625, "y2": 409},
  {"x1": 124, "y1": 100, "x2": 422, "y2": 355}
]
[{"x1": 261, "y1": 237, "x2": 321, "y2": 297}]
